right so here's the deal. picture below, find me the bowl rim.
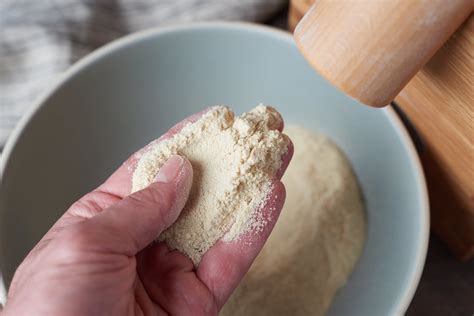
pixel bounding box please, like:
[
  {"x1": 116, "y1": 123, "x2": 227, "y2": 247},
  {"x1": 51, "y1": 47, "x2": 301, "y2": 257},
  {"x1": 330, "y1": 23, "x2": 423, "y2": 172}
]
[{"x1": 0, "y1": 22, "x2": 429, "y2": 313}]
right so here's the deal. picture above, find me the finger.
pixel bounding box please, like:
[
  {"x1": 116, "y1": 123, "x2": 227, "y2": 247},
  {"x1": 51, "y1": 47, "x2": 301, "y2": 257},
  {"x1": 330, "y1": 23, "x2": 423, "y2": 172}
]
[
  {"x1": 28, "y1": 109, "x2": 206, "y2": 262},
  {"x1": 97, "y1": 108, "x2": 210, "y2": 199},
  {"x1": 275, "y1": 137, "x2": 293, "y2": 180},
  {"x1": 196, "y1": 181, "x2": 286, "y2": 308},
  {"x1": 37, "y1": 108, "x2": 211, "y2": 246},
  {"x1": 136, "y1": 242, "x2": 218, "y2": 316},
  {"x1": 271, "y1": 106, "x2": 284, "y2": 132},
  {"x1": 81, "y1": 155, "x2": 193, "y2": 255}
]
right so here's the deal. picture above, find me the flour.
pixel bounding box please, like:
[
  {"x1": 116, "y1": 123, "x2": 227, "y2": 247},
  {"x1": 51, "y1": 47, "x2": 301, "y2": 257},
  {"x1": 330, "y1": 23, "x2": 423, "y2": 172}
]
[
  {"x1": 221, "y1": 125, "x2": 366, "y2": 316},
  {"x1": 131, "y1": 105, "x2": 289, "y2": 265}
]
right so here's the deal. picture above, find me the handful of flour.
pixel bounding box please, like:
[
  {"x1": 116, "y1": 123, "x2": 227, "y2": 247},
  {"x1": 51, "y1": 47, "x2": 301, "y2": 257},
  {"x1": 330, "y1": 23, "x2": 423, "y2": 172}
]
[{"x1": 132, "y1": 105, "x2": 289, "y2": 264}]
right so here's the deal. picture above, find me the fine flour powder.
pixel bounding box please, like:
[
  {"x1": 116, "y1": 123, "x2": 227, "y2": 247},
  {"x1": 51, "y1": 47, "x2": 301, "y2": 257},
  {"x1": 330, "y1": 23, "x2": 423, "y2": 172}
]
[
  {"x1": 221, "y1": 126, "x2": 366, "y2": 316},
  {"x1": 131, "y1": 105, "x2": 289, "y2": 265}
]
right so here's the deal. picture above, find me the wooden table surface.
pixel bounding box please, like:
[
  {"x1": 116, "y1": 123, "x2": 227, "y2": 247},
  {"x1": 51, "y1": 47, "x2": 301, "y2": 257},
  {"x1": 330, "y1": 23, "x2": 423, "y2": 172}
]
[{"x1": 267, "y1": 9, "x2": 474, "y2": 315}]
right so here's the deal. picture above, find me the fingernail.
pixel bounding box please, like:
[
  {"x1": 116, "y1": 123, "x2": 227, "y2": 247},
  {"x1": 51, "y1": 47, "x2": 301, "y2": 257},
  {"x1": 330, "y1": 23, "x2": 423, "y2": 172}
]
[{"x1": 154, "y1": 155, "x2": 184, "y2": 183}]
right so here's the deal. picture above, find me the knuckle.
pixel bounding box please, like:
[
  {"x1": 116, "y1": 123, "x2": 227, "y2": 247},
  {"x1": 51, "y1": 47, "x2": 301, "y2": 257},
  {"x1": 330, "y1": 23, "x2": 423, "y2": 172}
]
[
  {"x1": 55, "y1": 224, "x2": 94, "y2": 259},
  {"x1": 128, "y1": 184, "x2": 174, "y2": 211},
  {"x1": 69, "y1": 191, "x2": 121, "y2": 218},
  {"x1": 70, "y1": 198, "x2": 102, "y2": 216}
]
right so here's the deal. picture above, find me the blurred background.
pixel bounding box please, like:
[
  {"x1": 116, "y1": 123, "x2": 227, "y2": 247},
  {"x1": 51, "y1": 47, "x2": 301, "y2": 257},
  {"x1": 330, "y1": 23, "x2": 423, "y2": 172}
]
[{"x1": 0, "y1": 1, "x2": 472, "y2": 314}]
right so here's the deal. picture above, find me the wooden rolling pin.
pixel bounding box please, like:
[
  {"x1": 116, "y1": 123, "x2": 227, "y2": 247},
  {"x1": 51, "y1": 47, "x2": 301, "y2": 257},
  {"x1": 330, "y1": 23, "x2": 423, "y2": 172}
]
[
  {"x1": 294, "y1": 0, "x2": 473, "y2": 107},
  {"x1": 290, "y1": 0, "x2": 474, "y2": 260}
]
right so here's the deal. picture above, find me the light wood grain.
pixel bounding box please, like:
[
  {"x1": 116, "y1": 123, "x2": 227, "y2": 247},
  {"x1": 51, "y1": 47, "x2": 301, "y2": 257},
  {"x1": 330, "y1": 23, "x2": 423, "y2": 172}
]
[
  {"x1": 395, "y1": 15, "x2": 474, "y2": 260},
  {"x1": 289, "y1": 0, "x2": 474, "y2": 260},
  {"x1": 293, "y1": 0, "x2": 473, "y2": 107}
]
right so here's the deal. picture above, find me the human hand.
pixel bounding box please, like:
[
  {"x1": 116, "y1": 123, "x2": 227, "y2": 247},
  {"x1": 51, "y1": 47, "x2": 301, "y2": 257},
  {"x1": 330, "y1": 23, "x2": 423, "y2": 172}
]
[{"x1": 2, "y1": 111, "x2": 292, "y2": 316}]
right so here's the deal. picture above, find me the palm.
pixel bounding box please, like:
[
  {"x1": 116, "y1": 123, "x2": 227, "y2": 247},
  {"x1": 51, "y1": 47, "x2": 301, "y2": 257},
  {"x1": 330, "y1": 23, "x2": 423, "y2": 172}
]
[
  {"x1": 135, "y1": 242, "x2": 216, "y2": 315},
  {"x1": 81, "y1": 241, "x2": 217, "y2": 315},
  {"x1": 44, "y1": 163, "x2": 285, "y2": 315},
  {"x1": 65, "y1": 178, "x2": 284, "y2": 315}
]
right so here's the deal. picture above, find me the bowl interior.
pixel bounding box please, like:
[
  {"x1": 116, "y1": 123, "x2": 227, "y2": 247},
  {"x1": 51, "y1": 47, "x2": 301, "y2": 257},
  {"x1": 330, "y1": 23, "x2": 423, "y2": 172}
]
[{"x1": 0, "y1": 23, "x2": 427, "y2": 315}]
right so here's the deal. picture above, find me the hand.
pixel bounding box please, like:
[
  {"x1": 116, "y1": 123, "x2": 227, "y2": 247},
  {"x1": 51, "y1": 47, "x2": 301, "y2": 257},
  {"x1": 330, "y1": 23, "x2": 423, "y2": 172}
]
[{"x1": 2, "y1": 111, "x2": 292, "y2": 316}]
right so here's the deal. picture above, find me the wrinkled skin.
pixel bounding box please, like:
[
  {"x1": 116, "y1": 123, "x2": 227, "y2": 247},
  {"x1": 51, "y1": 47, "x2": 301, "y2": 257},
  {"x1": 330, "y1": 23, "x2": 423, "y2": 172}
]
[{"x1": 3, "y1": 110, "x2": 293, "y2": 316}]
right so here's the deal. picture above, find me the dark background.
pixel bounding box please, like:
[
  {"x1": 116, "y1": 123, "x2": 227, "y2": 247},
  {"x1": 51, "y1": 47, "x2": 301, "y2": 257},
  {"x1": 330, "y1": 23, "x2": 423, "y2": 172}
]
[{"x1": 267, "y1": 7, "x2": 474, "y2": 316}]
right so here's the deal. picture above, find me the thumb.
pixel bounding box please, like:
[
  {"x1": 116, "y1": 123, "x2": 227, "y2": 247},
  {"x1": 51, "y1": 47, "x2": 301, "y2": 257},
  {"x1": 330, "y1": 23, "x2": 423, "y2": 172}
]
[{"x1": 84, "y1": 155, "x2": 193, "y2": 255}]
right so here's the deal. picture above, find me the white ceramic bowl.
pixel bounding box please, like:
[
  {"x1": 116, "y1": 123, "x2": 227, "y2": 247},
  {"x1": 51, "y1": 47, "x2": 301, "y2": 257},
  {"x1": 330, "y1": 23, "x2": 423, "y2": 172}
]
[{"x1": 0, "y1": 23, "x2": 429, "y2": 314}]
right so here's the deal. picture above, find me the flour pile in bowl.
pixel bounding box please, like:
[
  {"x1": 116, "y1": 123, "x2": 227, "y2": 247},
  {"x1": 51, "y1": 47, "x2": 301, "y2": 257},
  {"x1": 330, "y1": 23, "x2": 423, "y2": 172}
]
[
  {"x1": 131, "y1": 105, "x2": 289, "y2": 265},
  {"x1": 221, "y1": 126, "x2": 366, "y2": 316}
]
